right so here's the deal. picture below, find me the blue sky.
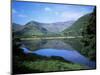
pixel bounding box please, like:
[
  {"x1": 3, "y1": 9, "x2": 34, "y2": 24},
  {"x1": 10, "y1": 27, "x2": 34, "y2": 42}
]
[{"x1": 12, "y1": 2, "x2": 94, "y2": 25}]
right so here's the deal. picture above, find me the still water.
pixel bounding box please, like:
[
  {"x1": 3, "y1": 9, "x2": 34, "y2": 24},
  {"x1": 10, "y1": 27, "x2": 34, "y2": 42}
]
[{"x1": 21, "y1": 39, "x2": 96, "y2": 69}]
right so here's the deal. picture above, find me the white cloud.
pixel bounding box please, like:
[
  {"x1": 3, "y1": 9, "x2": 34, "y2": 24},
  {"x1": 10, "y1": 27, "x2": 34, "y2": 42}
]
[
  {"x1": 44, "y1": 7, "x2": 52, "y2": 12},
  {"x1": 12, "y1": 9, "x2": 28, "y2": 18},
  {"x1": 12, "y1": 9, "x2": 17, "y2": 14},
  {"x1": 17, "y1": 14, "x2": 27, "y2": 18},
  {"x1": 55, "y1": 12, "x2": 59, "y2": 15},
  {"x1": 60, "y1": 12, "x2": 83, "y2": 20}
]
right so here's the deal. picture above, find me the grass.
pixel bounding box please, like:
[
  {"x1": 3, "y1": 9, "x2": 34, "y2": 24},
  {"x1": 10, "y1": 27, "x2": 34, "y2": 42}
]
[
  {"x1": 13, "y1": 37, "x2": 92, "y2": 74},
  {"x1": 22, "y1": 60, "x2": 86, "y2": 72}
]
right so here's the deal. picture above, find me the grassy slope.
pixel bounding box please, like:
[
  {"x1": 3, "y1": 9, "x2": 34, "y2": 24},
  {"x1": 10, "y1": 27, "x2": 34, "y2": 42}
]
[
  {"x1": 63, "y1": 13, "x2": 92, "y2": 36},
  {"x1": 22, "y1": 60, "x2": 86, "y2": 72}
]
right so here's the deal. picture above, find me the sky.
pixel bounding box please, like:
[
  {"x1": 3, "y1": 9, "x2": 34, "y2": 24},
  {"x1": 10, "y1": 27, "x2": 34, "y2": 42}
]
[{"x1": 12, "y1": 1, "x2": 94, "y2": 25}]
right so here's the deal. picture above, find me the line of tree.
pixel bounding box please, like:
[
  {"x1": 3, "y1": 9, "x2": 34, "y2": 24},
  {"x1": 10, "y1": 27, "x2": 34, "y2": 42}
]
[{"x1": 82, "y1": 7, "x2": 96, "y2": 60}]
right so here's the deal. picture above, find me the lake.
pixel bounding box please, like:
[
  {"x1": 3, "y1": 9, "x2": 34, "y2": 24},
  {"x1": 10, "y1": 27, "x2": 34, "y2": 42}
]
[{"x1": 20, "y1": 38, "x2": 96, "y2": 69}]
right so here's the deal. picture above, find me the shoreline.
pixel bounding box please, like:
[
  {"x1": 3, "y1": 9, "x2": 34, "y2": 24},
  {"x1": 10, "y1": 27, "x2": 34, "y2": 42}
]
[{"x1": 20, "y1": 36, "x2": 83, "y2": 40}]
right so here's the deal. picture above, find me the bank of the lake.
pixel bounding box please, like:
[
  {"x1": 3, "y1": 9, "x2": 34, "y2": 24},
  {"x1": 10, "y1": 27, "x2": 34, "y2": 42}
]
[{"x1": 20, "y1": 36, "x2": 83, "y2": 40}]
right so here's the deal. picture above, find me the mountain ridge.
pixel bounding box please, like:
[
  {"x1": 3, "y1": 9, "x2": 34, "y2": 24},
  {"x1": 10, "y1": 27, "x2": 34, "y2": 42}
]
[
  {"x1": 63, "y1": 13, "x2": 93, "y2": 36},
  {"x1": 22, "y1": 20, "x2": 75, "y2": 33}
]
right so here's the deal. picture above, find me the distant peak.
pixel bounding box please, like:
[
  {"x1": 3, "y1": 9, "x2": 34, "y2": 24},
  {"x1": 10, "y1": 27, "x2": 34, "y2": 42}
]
[
  {"x1": 26, "y1": 20, "x2": 40, "y2": 25},
  {"x1": 12, "y1": 22, "x2": 22, "y2": 26}
]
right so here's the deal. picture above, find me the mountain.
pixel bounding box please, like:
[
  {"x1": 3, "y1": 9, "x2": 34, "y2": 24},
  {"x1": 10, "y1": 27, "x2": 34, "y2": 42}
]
[
  {"x1": 41, "y1": 21, "x2": 75, "y2": 33},
  {"x1": 81, "y1": 7, "x2": 96, "y2": 60},
  {"x1": 12, "y1": 23, "x2": 23, "y2": 32},
  {"x1": 63, "y1": 13, "x2": 93, "y2": 36},
  {"x1": 18, "y1": 21, "x2": 48, "y2": 37},
  {"x1": 13, "y1": 20, "x2": 75, "y2": 37}
]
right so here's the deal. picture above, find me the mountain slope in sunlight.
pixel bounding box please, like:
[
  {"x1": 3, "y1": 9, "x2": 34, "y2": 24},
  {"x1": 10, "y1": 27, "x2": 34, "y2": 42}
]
[{"x1": 63, "y1": 13, "x2": 93, "y2": 36}]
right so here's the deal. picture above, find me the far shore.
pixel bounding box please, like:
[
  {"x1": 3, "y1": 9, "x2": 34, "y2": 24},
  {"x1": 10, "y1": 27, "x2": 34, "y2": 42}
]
[{"x1": 20, "y1": 36, "x2": 83, "y2": 40}]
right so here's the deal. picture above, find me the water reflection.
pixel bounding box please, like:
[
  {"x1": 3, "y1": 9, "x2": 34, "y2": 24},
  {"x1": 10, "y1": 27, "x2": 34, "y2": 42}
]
[
  {"x1": 22, "y1": 39, "x2": 75, "y2": 51},
  {"x1": 41, "y1": 40, "x2": 74, "y2": 50},
  {"x1": 33, "y1": 48, "x2": 96, "y2": 69},
  {"x1": 20, "y1": 39, "x2": 96, "y2": 69}
]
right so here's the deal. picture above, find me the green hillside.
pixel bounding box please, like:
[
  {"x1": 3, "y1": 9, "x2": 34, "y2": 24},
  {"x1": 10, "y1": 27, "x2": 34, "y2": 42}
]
[
  {"x1": 13, "y1": 21, "x2": 64, "y2": 37},
  {"x1": 63, "y1": 13, "x2": 93, "y2": 36},
  {"x1": 13, "y1": 21, "x2": 48, "y2": 37},
  {"x1": 63, "y1": 7, "x2": 96, "y2": 60},
  {"x1": 81, "y1": 7, "x2": 96, "y2": 60}
]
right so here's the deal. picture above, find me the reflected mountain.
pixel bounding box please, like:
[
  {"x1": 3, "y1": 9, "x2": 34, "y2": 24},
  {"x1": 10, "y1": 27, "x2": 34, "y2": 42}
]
[{"x1": 41, "y1": 40, "x2": 74, "y2": 50}]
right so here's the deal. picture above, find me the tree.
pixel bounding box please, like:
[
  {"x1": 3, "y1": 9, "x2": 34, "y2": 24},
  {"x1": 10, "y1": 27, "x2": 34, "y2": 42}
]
[{"x1": 82, "y1": 7, "x2": 96, "y2": 60}]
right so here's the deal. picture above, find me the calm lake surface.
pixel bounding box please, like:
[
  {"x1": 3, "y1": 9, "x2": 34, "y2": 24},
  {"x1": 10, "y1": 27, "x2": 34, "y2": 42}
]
[{"x1": 21, "y1": 39, "x2": 96, "y2": 69}]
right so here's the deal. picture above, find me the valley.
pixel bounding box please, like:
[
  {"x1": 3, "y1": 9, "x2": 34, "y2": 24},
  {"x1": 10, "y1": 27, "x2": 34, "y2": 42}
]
[{"x1": 12, "y1": 7, "x2": 96, "y2": 74}]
